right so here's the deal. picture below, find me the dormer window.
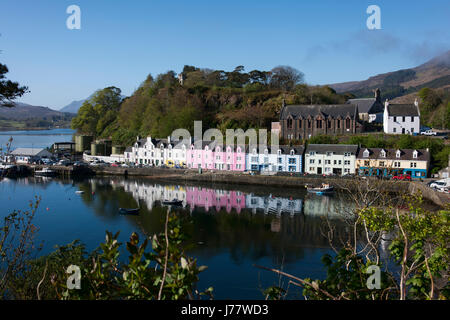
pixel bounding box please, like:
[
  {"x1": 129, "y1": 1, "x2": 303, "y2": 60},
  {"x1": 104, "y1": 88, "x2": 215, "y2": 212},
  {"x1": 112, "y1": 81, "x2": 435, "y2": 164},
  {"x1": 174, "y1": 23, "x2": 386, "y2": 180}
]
[
  {"x1": 326, "y1": 152, "x2": 333, "y2": 156},
  {"x1": 363, "y1": 149, "x2": 369, "y2": 158},
  {"x1": 396, "y1": 150, "x2": 401, "y2": 158},
  {"x1": 413, "y1": 150, "x2": 418, "y2": 159},
  {"x1": 290, "y1": 150, "x2": 295, "y2": 156},
  {"x1": 277, "y1": 149, "x2": 282, "y2": 155},
  {"x1": 380, "y1": 150, "x2": 386, "y2": 158}
]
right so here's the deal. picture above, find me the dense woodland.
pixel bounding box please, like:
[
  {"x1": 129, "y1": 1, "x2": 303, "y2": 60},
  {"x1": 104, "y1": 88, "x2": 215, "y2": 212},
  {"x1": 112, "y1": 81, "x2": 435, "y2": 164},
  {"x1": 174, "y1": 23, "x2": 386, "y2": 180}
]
[{"x1": 70, "y1": 65, "x2": 352, "y2": 146}]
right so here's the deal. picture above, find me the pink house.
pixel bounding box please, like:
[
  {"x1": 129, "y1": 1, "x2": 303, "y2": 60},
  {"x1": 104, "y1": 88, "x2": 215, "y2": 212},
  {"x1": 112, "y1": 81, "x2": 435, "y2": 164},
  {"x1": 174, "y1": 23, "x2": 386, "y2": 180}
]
[
  {"x1": 186, "y1": 186, "x2": 246, "y2": 213},
  {"x1": 186, "y1": 141, "x2": 245, "y2": 172}
]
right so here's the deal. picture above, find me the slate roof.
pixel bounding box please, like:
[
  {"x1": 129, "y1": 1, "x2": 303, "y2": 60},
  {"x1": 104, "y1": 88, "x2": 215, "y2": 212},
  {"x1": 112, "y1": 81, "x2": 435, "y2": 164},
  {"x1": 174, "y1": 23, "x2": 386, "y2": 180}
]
[
  {"x1": 10, "y1": 148, "x2": 51, "y2": 156},
  {"x1": 347, "y1": 98, "x2": 384, "y2": 114},
  {"x1": 386, "y1": 104, "x2": 419, "y2": 117},
  {"x1": 357, "y1": 148, "x2": 430, "y2": 162},
  {"x1": 280, "y1": 104, "x2": 358, "y2": 120},
  {"x1": 305, "y1": 144, "x2": 359, "y2": 155}
]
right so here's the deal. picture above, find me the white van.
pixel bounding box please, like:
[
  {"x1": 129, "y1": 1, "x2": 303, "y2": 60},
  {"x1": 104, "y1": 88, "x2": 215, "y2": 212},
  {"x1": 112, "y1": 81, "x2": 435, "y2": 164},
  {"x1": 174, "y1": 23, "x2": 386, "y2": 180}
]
[{"x1": 429, "y1": 178, "x2": 450, "y2": 191}]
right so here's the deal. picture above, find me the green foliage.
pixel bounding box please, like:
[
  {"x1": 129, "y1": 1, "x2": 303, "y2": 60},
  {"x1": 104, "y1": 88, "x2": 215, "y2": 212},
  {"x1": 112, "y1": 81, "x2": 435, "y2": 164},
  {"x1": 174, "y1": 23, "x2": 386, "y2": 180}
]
[
  {"x1": 71, "y1": 66, "x2": 348, "y2": 146},
  {"x1": 71, "y1": 86, "x2": 122, "y2": 137},
  {"x1": 418, "y1": 87, "x2": 450, "y2": 129},
  {"x1": 0, "y1": 63, "x2": 28, "y2": 107},
  {"x1": 262, "y1": 193, "x2": 449, "y2": 300},
  {"x1": 0, "y1": 197, "x2": 42, "y2": 298},
  {"x1": 48, "y1": 211, "x2": 211, "y2": 300}
]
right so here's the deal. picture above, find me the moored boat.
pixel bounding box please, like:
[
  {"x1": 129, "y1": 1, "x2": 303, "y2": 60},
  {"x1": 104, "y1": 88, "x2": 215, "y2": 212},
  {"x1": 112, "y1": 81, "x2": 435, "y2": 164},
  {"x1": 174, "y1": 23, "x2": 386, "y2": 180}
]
[
  {"x1": 162, "y1": 199, "x2": 183, "y2": 206},
  {"x1": 305, "y1": 183, "x2": 334, "y2": 195},
  {"x1": 35, "y1": 167, "x2": 57, "y2": 176},
  {"x1": 119, "y1": 207, "x2": 140, "y2": 215}
]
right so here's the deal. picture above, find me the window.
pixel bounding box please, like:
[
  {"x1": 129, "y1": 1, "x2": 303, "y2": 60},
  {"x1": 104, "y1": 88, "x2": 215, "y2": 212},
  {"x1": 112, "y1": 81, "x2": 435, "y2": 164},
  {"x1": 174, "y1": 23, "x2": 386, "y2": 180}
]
[
  {"x1": 364, "y1": 160, "x2": 370, "y2": 166},
  {"x1": 346, "y1": 118, "x2": 351, "y2": 129},
  {"x1": 289, "y1": 166, "x2": 296, "y2": 172},
  {"x1": 344, "y1": 160, "x2": 350, "y2": 165},
  {"x1": 363, "y1": 149, "x2": 369, "y2": 158},
  {"x1": 393, "y1": 128, "x2": 397, "y2": 133},
  {"x1": 338, "y1": 160, "x2": 342, "y2": 165},
  {"x1": 393, "y1": 116, "x2": 397, "y2": 122},
  {"x1": 337, "y1": 120, "x2": 341, "y2": 129},
  {"x1": 278, "y1": 166, "x2": 283, "y2": 171},
  {"x1": 394, "y1": 161, "x2": 401, "y2": 168},
  {"x1": 328, "y1": 120, "x2": 332, "y2": 128},
  {"x1": 317, "y1": 120, "x2": 322, "y2": 128},
  {"x1": 251, "y1": 156, "x2": 258, "y2": 162},
  {"x1": 413, "y1": 150, "x2": 418, "y2": 159},
  {"x1": 308, "y1": 120, "x2": 312, "y2": 128},
  {"x1": 402, "y1": 116, "x2": 406, "y2": 122},
  {"x1": 278, "y1": 157, "x2": 282, "y2": 163},
  {"x1": 289, "y1": 158, "x2": 296, "y2": 164},
  {"x1": 379, "y1": 161, "x2": 385, "y2": 167},
  {"x1": 309, "y1": 159, "x2": 315, "y2": 164},
  {"x1": 326, "y1": 152, "x2": 333, "y2": 156},
  {"x1": 333, "y1": 160, "x2": 337, "y2": 165},
  {"x1": 309, "y1": 167, "x2": 315, "y2": 172},
  {"x1": 410, "y1": 162, "x2": 417, "y2": 168},
  {"x1": 287, "y1": 118, "x2": 293, "y2": 129},
  {"x1": 380, "y1": 150, "x2": 386, "y2": 158},
  {"x1": 396, "y1": 150, "x2": 401, "y2": 158},
  {"x1": 325, "y1": 160, "x2": 331, "y2": 165},
  {"x1": 344, "y1": 168, "x2": 350, "y2": 173},
  {"x1": 309, "y1": 151, "x2": 315, "y2": 156}
]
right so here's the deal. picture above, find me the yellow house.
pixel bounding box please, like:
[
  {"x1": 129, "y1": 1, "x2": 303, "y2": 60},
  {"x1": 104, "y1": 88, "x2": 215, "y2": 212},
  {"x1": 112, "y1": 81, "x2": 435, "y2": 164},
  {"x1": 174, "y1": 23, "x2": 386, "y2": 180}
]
[{"x1": 356, "y1": 148, "x2": 430, "y2": 178}]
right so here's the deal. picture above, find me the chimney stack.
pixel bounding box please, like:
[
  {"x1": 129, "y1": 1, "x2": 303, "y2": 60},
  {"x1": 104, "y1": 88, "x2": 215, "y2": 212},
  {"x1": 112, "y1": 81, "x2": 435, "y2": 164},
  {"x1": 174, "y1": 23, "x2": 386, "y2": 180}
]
[{"x1": 375, "y1": 88, "x2": 381, "y2": 102}]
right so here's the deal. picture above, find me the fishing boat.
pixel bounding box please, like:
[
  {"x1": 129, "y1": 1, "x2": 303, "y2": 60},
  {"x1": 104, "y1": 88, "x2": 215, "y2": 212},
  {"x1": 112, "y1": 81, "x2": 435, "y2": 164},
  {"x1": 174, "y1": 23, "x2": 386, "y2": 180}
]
[
  {"x1": 305, "y1": 183, "x2": 334, "y2": 195},
  {"x1": 119, "y1": 207, "x2": 140, "y2": 215},
  {"x1": 35, "y1": 167, "x2": 57, "y2": 177},
  {"x1": 162, "y1": 199, "x2": 183, "y2": 206}
]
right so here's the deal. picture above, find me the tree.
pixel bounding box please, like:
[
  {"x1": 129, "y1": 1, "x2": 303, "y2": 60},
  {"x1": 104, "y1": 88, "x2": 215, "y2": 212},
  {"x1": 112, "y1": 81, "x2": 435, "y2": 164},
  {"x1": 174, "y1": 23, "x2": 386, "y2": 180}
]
[
  {"x1": 71, "y1": 86, "x2": 122, "y2": 137},
  {"x1": 269, "y1": 66, "x2": 304, "y2": 91},
  {"x1": 0, "y1": 63, "x2": 28, "y2": 107}
]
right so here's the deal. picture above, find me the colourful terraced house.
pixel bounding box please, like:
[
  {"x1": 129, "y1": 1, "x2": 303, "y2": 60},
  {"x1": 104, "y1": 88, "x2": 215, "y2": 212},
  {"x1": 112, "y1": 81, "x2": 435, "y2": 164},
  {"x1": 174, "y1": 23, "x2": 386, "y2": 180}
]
[
  {"x1": 186, "y1": 141, "x2": 246, "y2": 171},
  {"x1": 356, "y1": 147, "x2": 430, "y2": 179}
]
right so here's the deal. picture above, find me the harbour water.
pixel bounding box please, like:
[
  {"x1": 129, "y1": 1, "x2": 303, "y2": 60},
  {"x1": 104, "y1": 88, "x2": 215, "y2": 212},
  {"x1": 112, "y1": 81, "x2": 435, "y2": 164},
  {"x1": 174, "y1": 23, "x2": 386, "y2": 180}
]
[
  {"x1": 0, "y1": 175, "x2": 355, "y2": 299},
  {"x1": 0, "y1": 128, "x2": 75, "y2": 150}
]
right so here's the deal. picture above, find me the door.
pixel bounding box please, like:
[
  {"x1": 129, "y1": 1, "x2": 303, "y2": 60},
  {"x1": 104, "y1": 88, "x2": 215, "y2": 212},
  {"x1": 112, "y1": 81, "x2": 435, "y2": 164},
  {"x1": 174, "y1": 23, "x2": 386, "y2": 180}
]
[{"x1": 317, "y1": 167, "x2": 322, "y2": 174}]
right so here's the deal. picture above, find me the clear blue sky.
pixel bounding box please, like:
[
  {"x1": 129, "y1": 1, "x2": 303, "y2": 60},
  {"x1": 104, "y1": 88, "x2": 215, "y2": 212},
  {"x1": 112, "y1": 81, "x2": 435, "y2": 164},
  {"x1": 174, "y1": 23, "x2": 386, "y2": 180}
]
[{"x1": 1, "y1": 0, "x2": 449, "y2": 109}]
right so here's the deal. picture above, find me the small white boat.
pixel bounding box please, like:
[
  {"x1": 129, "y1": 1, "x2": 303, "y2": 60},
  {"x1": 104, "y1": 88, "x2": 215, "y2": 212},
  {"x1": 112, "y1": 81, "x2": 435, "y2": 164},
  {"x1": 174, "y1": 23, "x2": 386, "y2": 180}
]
[
  {"x1": 35, "y1": 167, "x2": 57, "y2": 176},
  {"x1": 75, "y1": 190, "x2": 84, "y2": 194},
  {"x1": 306, "y1": 183, "x2": 334, "y2": 195}
]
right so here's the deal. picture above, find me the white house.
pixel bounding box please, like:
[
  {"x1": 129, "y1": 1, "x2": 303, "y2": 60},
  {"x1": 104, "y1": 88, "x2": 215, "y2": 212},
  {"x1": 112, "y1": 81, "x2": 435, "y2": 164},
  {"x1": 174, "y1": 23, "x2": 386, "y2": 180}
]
[
  {"x1": 383, "y1": 99, "x2": 420, "y2": 135},
  {"x1": 245, "y1": 145, "x2": 304, "y2": 173},
  {"x1": 9, "y1": 148, "x2": 53, "y2": 164},
  {"x1": 125, "y1": 136, "x2": 187, "y2": 167},
  {"x1": 304, "y1": 144, "x2": 358, "y2": 176}
]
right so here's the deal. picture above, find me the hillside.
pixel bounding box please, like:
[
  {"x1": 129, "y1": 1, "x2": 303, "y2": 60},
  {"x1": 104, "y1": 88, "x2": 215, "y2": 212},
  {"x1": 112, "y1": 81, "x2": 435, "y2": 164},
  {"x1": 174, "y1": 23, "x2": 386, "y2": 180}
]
[
  {"x1": 70, "y1": 66, "x2": 351, "y2": 146},
  {"x1": 329, "y1": 50, "x2": 450, "y2": 100},
  {"x1": 0, "y1": 102, "x2": 74, "y2": 129},
  {"x1": 60, "y1": 98, "x2": 86, "y2": 113}
]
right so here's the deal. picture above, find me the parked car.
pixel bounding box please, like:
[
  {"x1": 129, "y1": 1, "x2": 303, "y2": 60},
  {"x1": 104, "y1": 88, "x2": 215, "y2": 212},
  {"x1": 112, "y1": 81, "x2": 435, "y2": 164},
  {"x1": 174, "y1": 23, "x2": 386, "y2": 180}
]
[
  {"x1": 429, "y1": 179, "x2": 450, "y2": 190},
  {"x1": 73, "y1": 161, "x2": 87, "y2": 167},
  {"x1": 420, "y1": 129, "x2": 437, "y2": 136},
  {"x1": 110, "y1": 163, "x2": 119, "y2": 167},
  {"x1": 392, "y1": 174, "x2": 411, "y2": 180}
]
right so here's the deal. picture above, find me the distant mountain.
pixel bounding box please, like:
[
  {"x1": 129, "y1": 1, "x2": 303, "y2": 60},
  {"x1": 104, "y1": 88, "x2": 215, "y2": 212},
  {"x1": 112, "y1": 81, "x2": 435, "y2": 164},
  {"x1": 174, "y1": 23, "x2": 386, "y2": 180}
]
[
  {"x1": 60, "y1": 99, "x2": 86, "y2": 113},
  {"x1": 60, "y1": 93, "x2": 95, "y2": 113},
  {"x1": 60, "y1": 92, "x2": 126, "y2": 113},
  {"x1": 329, "y1": 50, "x2": 450, "y2": 100},
  {"x1": 0, "y1": 102, "x2": 74, "y2": 130},
  {"x1": 0, "y1": 102, "x2": 73, "y2": 120}
]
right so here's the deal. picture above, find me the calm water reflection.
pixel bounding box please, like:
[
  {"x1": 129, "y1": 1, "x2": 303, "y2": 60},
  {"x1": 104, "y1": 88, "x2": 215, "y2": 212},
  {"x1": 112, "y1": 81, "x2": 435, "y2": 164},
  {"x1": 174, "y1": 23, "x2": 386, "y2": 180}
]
[{"x1": 0, "y1": 176, "x2": 354, "y2": 299}]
